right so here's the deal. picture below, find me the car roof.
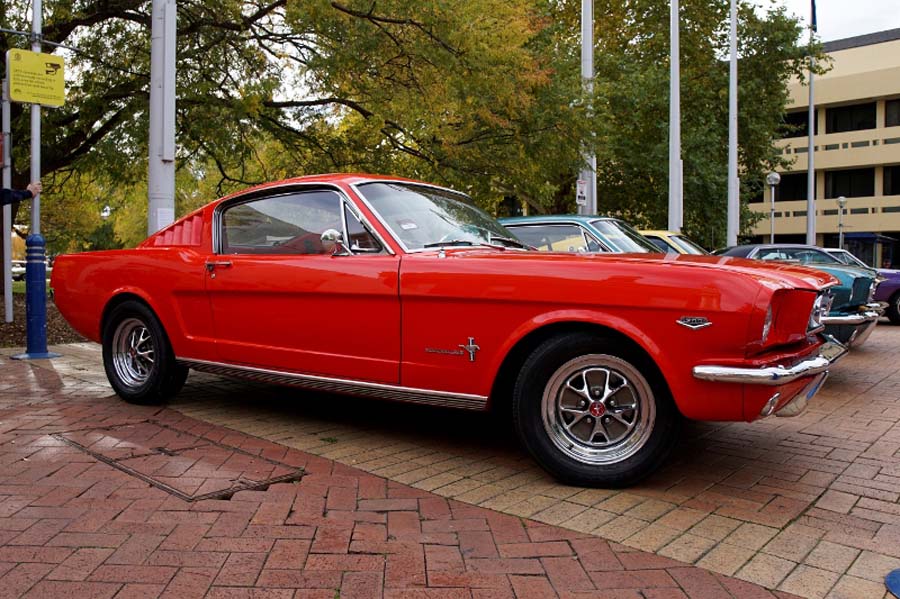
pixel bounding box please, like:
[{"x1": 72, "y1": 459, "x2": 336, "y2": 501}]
[
  {"x1": 500, "y1": 215, "x2": 619, "y2": 225},
  {"x1": 639, "y1": 230, "x2": 679, "y2": 236}
]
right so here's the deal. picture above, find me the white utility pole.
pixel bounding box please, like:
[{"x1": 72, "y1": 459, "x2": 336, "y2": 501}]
[
  {"x1": 2, "y1": 79, "x2": 12, "y2": 323},
  {"x1": 726, "y1": 0, "x2": 739, "y2": 247},
  {"x1": 148, "y1": 0, "x2": 177, "y2": 234},
  {"x1": 30, "y1": 4, "x2": 41, "y2": 236},
  {"x1": 806, "y1": 4, "x2": 817, "y2": 245},
  {"x1": 668, "y1": 0, "x2": 682, "y2": 232},
  {"x1": 579, "y1": 0, "x2": 597, "y2": 215}
]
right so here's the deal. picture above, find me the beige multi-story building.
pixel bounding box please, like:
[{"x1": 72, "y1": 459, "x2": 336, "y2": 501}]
[{"x1": 750, "y1": 28, "x2": 900, "y2": 268}]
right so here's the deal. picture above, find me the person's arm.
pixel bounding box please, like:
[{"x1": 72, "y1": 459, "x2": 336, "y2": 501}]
[{"x1": 0, "y1": 182, "x2": 41, "y2": 207}]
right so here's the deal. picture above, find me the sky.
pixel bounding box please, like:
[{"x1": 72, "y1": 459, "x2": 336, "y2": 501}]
[{"x1": 752, "y1": 0, "x2": 900, "y2": 41}]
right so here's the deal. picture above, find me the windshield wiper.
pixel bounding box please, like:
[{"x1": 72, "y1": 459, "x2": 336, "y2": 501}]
[{"x1": 423, "y1": 240, "x2": 476, "y2": 248}]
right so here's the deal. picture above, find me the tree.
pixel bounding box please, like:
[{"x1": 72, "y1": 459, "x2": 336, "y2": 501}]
[
  {"x1": 0, "y1": 0, "x2": 820, "y2": 292},
  {"x1": 567, "y1": 0, "x2": 821, "y2": 248}
]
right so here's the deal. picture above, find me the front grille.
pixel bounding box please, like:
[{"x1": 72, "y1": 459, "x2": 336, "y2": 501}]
[{"x1": 850, "y1": 277, "x2": 871, "y2": 305}]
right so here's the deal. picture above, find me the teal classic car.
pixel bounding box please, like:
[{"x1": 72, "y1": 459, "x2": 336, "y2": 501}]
[
  {"x1": 714, "y1": 245, "x2": 884, "y2": 347},
  {"x1": 499, "y1": 215, "x2": 662, "y2": 254}
]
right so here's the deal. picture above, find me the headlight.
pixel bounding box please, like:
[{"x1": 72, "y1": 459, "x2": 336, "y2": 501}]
[
  {"x1": 868, "y1": 281, "x2": 877, "y2": 302},
  {"x1": 762, "y1": 304, "x2": 773, "y2": 343},
  {"x1": 808, "y1": 291, "x2": 832, "y2": 332}
]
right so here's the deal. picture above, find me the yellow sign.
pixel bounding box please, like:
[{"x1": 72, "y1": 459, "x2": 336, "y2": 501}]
[{"x1": 6, "y1": 49, "x2": 65, "y2": 107}]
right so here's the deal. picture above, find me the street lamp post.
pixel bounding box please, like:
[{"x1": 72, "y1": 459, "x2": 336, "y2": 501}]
[
  {"x1": 837, "y1": 195, "x2": 847, "y2": 249},
  {"x1": 767, "y1": 172, "x2": 780, "y2": 243}
]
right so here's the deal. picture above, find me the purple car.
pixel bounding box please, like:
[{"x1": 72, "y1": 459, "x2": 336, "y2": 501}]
[{"x1": 826, "y1": 249, "x2": 900, "y2": 325}]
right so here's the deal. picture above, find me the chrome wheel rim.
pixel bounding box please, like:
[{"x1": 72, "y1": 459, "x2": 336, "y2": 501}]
[
  {"x1": 111, "y1": 318, "x2": 156, "y2": 389},
  {"x1": 541, "y1": 354, "x2": 655, "y2": 466}
]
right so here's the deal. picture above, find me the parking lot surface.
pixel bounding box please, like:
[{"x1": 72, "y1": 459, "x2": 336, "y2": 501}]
[{"x1": 3, "y1": 325, "x2": 900, "y2": 598}]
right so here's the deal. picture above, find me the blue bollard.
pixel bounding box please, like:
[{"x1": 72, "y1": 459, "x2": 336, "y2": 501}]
[
  {"x1": 888, "y1": 569, "x2": 900, "y2": 598},
  {"x1": 11, "y1": 234, "x2": 60, "y2": 360}
]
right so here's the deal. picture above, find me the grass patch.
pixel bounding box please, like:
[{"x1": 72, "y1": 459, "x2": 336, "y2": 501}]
[{"x1": 10, "y1": 280, "x2": 50, "y2": 294}]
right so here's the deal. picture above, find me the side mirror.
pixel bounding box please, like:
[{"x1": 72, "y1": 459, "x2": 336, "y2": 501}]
[{"x1": 321, "y1": 229, "x2": 350, "y2": 256}]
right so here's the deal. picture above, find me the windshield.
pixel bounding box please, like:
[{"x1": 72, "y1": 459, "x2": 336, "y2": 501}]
[
  {"x1": 829, "y1": 250, "x2": 871, "y2": 268},
  {"x1": 356, "y1": 182, "x2": 518, "y2": 251},
  {"x1": 756, "y1": 247, "x2": 843, "y2": 265},
  {"x1": 591, "y1": 219, "x2": 662, "y2": 253},
  {"x1": 669, "y1": 235, "x2": 708, "y2": 255}
]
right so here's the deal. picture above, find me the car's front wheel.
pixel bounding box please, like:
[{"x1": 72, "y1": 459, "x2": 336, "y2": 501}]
[
  {"x1": 512, "y1": 332, "x2": 679, "y2": 487},
  {"x1": 102, "y1": 300, "x2": 188, "y2": 405}
]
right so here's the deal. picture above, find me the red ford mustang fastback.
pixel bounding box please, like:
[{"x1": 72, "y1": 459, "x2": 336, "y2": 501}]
[{"x1": 51, "y1": 174, "x2": 846, "y2": 486}]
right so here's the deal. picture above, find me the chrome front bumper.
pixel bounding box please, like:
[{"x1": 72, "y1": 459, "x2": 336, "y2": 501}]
[
  {"x1": 692, "y1": 340, "x2": 848, "y2": 386},
  {"x1": 821, "y1": 302, "x2": 885, "y2": 325},
  {"x1": 822, "y1": 302, "x2": 886, "y2": 347}
]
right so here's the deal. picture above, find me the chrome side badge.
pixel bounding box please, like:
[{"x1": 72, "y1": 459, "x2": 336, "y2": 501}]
[
  {"x1": 458, "y1": 337, "x2": 481, "y2": 362},
  {"x1": 425, "y1": 337, "x2": 481, "y2": 362},
  {"x1": 677, "y1": 317, "x2": 712, "y2": 330}
]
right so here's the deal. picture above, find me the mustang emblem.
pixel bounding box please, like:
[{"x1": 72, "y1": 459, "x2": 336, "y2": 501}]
[
  {"x1": 459, "y1": 337, "x2": 481, "y2": 362},
  {"x1": 425, "y1": 337, "x2": 481, "y2": 362},
  {"x1": 677, "y1": 316, "x2": 712, "y2": 330}
]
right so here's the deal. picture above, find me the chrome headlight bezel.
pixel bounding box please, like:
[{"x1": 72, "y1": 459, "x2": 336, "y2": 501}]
[{"x1": 808, "y1": 290, "x2": 833, "y2": 333}]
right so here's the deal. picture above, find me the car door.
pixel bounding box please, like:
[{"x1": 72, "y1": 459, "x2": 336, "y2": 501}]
[{"x1": 205, "y1": 187, "x2": 401, "y2": 384}]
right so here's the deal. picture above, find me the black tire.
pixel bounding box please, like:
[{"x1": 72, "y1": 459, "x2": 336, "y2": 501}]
[
  {"x1": 512, "y1": 332, "x2": 679, "y2": 487},
  {"x1": 102, "y1": 300, "x2": 188, "y2": 405},
  {"x1": 887, "y1": 292, "x2": 900, "y2": 326}
]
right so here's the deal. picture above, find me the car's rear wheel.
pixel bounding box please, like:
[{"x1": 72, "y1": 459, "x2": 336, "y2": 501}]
[
  {"x1": 887, "y1": 292, "x2": 900, "y2": 325},
  {"x1": 512, "y1": 332, "x2": 679, "y2": 487},
  {"x1": 102, "y1": 300, "x2": 188, "y2": 404}
]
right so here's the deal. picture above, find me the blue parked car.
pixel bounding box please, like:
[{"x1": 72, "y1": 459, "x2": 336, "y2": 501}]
[
  {"x1": 499, "y1": 215, "x2": 662, "y2": 254},
  {"x1": 824, "y1": 248, "x2": 900, "y2": 326},
  {"x1": 714, "y1": 244, "x2": 885, "y2": 347}
]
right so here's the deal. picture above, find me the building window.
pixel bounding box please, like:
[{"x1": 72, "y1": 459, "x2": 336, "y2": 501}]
[
  {"x1": 887, "y1": 99, "x2": 900, "y2": 127},
  {"x1": 886, "y1": 166, "x2": 900, "y2": 196},
  {"x1": 825, "y1": 168, "x2": 875, "y2": 198},
  {"x1": 780, "y1": 110, "x2": 817, "y2": 138},
  {"x1": 826, "y1": 103, "x2": 876, "y2": 133},
  {"x1": 776, "y1": 172, "x2": 810, "y2": 202}
]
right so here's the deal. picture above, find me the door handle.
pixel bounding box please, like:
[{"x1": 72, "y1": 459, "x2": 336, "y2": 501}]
[{"x1": 205, "y1": 261, "x2": 232, "y2": 272}]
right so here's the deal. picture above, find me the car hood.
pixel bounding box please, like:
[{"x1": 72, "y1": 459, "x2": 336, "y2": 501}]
[
  {"x1": 806, "y1": 263, "x2": 875, "y2": 285},
  {"x1": 439, "y1": 250, "x2": 837, "y2": 291}
]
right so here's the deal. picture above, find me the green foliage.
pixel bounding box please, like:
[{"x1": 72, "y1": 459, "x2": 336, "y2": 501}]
[{"x1": 0, "y1": 0, "x2": 820, "y2": 256}]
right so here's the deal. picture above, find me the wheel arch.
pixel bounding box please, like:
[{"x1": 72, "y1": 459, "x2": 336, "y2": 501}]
[
  {"x1": 488, "y1": 320, "x2": 674, "y2": 417},
  {"x1": 101, "y1": 290, "x2": 166, "y2": 342}
]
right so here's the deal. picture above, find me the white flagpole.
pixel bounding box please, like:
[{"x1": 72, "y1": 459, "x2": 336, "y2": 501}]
[
  {"x1": 668, "y1": 0, "x2": 682, "y2": 232},
  {"x1": 726, "y1": 0, "x2": 739, "y2": 246}
]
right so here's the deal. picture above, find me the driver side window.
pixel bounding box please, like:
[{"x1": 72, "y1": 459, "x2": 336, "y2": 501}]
[{"x1": 221, "y1": 190, "x2": 343, "y2": 255}]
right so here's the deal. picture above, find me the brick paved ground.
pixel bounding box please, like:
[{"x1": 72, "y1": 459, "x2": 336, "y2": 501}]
[
  {"x1": 0, "y1": 344, "x2": 809, "y2": 598},
  {"x1": 4, "y1": 325, "x2": 900, "y2": 598}
]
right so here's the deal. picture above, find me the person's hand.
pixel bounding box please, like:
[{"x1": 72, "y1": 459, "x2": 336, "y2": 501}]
[{"x1": 26, "y1": 181, "x2": 42, "y2": 196}]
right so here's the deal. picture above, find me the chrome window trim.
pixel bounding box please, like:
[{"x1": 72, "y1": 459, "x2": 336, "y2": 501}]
[
  {"x1": 177, "y1": 357, "x2": 488, "y2": 411},
  {"x1": 503, "y1": 221, "x2": 612, "y2": 253},
  {"x1": 213, "y1": 182, "x2": 395, "y2": 256}
]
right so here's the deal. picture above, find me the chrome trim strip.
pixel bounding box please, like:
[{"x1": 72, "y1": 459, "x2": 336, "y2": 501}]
[
  {"x1": 177, "y1": 357, "x2": 488, "y2": 411},
  {"x1": 692, "y1": 340, "x2": 847, "y2": 385},
  {"x1": 212, "y1": 182, "x2": 395, "y2": 256}
]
